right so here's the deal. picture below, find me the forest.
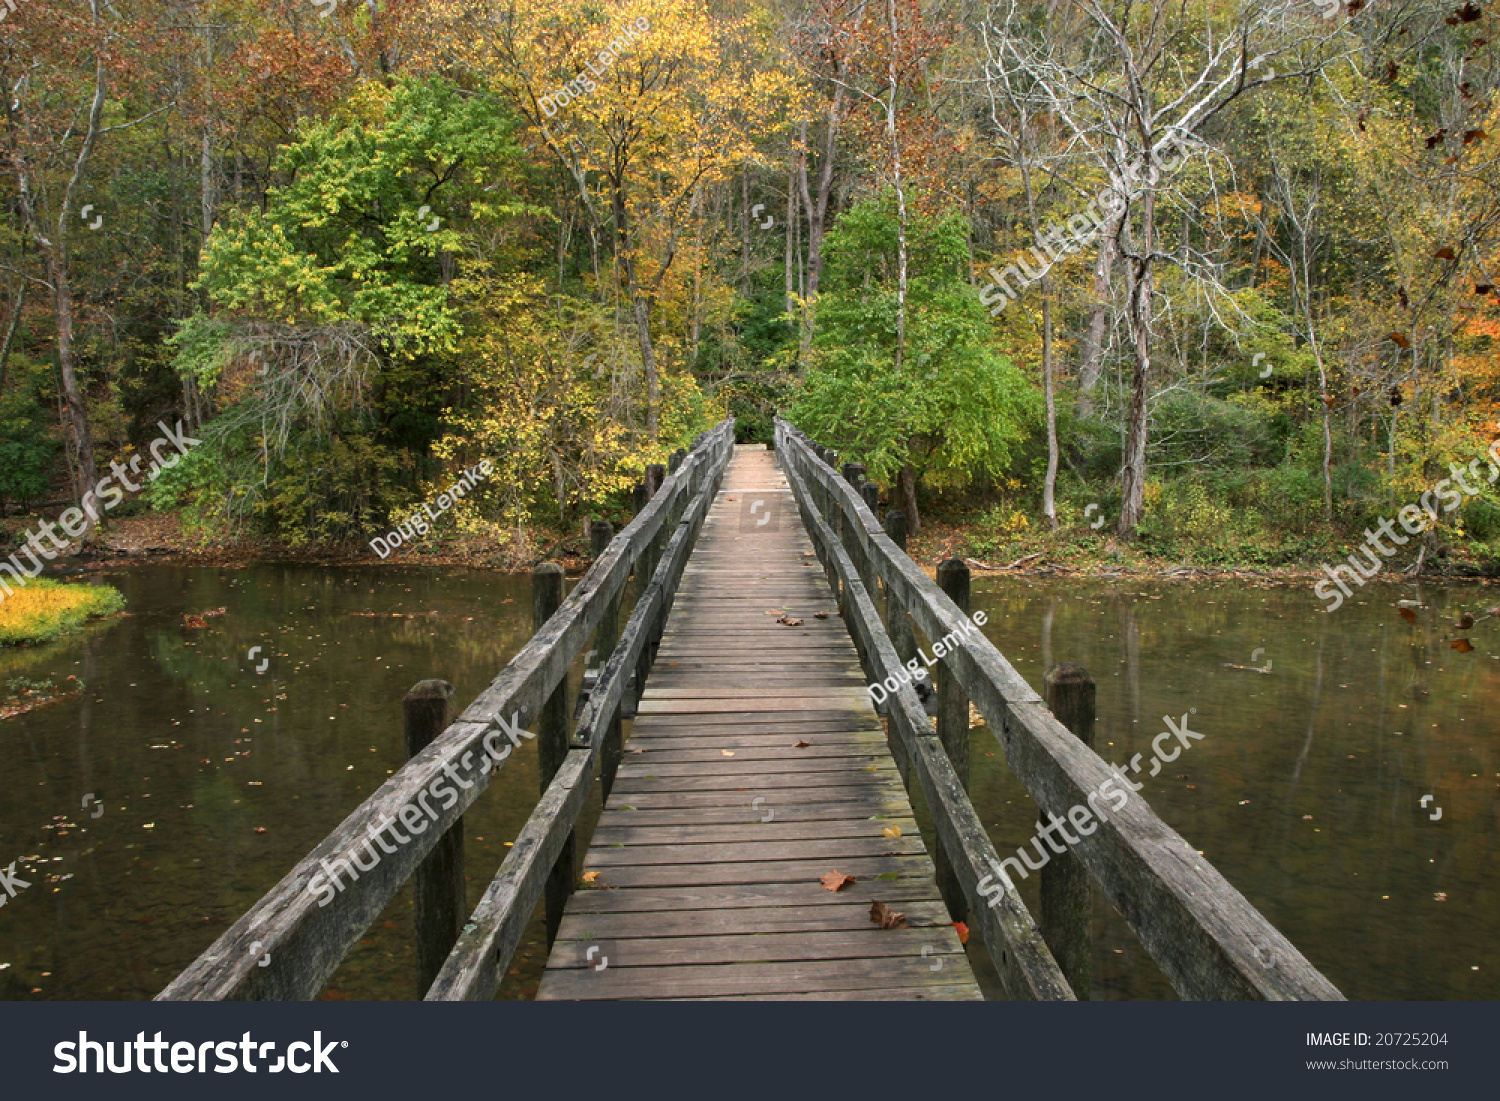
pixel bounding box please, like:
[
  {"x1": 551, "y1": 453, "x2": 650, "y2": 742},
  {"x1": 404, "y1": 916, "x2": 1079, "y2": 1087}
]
[{"x1": 3, "y1": 0, "x2": 1499, "y2": 573}]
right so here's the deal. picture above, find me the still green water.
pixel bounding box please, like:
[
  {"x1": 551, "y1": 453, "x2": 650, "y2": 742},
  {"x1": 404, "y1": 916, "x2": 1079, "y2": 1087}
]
[
  {"x1": 0, "y1": 565, "x2": 1493, "y2": 1000},
  {"x1": 963, "y1": 577, "x2": 1498, "y2": 1001},
  {"x1": 0, "y1": 564, "x2": 598, "y2": 1002}
]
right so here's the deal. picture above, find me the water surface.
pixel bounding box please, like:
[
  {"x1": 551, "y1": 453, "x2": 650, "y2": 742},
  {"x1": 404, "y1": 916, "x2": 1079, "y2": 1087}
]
[{"x1": 1, "y1": 566, "x2": 1492, "y2": 1000}]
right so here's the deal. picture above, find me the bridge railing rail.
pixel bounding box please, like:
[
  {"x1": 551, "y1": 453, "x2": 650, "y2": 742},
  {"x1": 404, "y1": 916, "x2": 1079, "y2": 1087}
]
[
  {"x1": 775, "y1": 417, "x2": 1343, "y2": 1001},
  {"x1": 158, "y1": 419, "x2": 735, "y2": 1001}
]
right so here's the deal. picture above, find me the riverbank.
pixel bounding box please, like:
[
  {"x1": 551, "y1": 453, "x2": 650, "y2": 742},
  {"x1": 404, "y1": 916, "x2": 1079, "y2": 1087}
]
[
  {"x1": 905, "y1": 513, "x2": 1500, "y2": 583},
  {"x1": 9, "y1": 509, "x2": 1499, "y2": 586},
  {"x1": 0, "y1": 578, "x2": 126, "y2": 646}
]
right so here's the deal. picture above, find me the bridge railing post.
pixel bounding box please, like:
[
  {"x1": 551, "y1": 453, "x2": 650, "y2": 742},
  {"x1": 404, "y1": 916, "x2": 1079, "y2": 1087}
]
[
  {"x1": 1042, "y1": 662, "x2": 1096, "y2": 1000},
  {"x1": 533, "y1": 562, "x2": 573, "y2": 947},
  {"x1": 591, "y1": 521, "x2": 624, "y2": 799},
  {"x1": 933, "y1": 557, "x2": 971, "y2": 924},
  {"x1": 405, "y1": 679, "x2": 461, "y2": 996},
  {"x1": 881, "y1": 508, "x2": 913, "y2": 787}
]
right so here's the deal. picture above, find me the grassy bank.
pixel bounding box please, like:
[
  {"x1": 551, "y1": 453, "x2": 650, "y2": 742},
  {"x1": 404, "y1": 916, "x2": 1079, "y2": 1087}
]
[{"x1": 0, "y1": 579, "x2": 126, "y2": 646}]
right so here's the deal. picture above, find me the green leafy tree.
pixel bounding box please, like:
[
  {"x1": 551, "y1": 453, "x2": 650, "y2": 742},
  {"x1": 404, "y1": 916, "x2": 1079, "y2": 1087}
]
[
  {"x1": 165, "y1": 76, "x2": 530, "y2": 542},
  {"x1": 791, "y1": 196, "x2": 1040, "y2": 530}
]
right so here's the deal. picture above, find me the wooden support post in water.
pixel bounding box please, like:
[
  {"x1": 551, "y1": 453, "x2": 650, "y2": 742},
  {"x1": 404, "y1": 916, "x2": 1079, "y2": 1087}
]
[
  {"x1": 933, "y1": 557, "x2": 971, "y2": 923},
  {"x1": 883, "y1": 508, "x2": 917, "y2": 690},
  {"x1": 645, "y1": 462, "x2": 666, "y2": 499},
  {"x1": 532, "y1": 563, "x2": 573, "y2": 947},
  {"x1": 405, "y1": 679, "x2": 461, "y2": 997},
  {"x1": 591, "y1": 521, "x2": 624, "y2": 799},
  {"x1": 1041, "y1": 662, "x2": 1096, "y2": 1000},
  {"x1": 855, "y1": 482, "x2": 882, "y2": 617},
  {"x1": 877, "y1": 507, "x2": 913, "y2": 787}
]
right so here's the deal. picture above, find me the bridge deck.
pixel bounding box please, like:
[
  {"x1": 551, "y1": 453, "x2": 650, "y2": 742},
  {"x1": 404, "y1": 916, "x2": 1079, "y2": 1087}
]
[{"x1": 536, "y1": 446, "x2": 981, "y2": 1000}]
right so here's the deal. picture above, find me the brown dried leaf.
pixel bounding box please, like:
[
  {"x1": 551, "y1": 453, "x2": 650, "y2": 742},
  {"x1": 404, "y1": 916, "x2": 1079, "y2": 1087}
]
[
  {"x1": 1399, "y1": 606, "x2": 1418, "y2": 623},
  {"x1": 1389, "y1": 332, "x2": 1412, "y2": 348},
  {"x1": 1435, "y1": 246, "x2": 1459, "y2": 261},
  {"x1": 869, "y1": 899, "x2": 908, "y2": 929},
  {"x1": 882, "y1": 825, "x2": 903, "y2": 838},
  {"x1": 1458, "y1": 612, "x2": 1475, "y2": 629},
  {"x1": 814, "y1": 612, "x2": 829, "y2": 619},
  {"x1": 777, "y1": 616, "x2": 804, "y2": 626},
  {"x1": 1451, "y1": 637, "x2": 1475, "y2": 652},
  {"x1": 793, "y1": 740, "x2": 811, "y2": 748},
  {"x1": 820, "y1": 869, "x2": 857, "y2": 891}
]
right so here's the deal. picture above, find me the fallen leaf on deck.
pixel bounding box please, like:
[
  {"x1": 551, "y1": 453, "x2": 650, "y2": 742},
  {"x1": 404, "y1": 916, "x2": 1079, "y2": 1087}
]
[
  {"x1": 869, "y1": 900, "x2": 907, "y2": 929},
  {"x1": 580, "y1": 870, "x2": 600, "y2": 884},
  {"x1": 764, "y1": 609, "x2": 784, "y2": 616},
  {"x1": 777, "y1": 616, "x2": 804, "y2": 626},
  {"x1": 814, "y1": 612, "x2": 829, "y2": 619},
  {"x1": 721, "y1": 749, "x2": 736, "y2": 757},
  {"x1": 953, "y1": 921, "x2": 969, "y2": 945},
  {"x1": 882, "y1": 825, "x2": 902, "y2": 838},
  {"x1": 820, "y1": 869, "x2": 856, "y2": 891},
  {"x1": 793, "y1": 740, "x2": 810, "y2": 748}
]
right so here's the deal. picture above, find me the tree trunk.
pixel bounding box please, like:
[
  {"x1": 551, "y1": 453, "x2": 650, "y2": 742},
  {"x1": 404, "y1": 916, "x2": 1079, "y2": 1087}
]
[
  {"x1": 885, "y1": 0, "x2": 908, "y2": 370},
  {"x1": 1117, "y1": 196, "x2": 1155, "y2": 539},
  {"x1": 796, "y1": 83, "x2": 843, "y2": 360},
  {"x1": 900, "y1": 462, "x2": 920, "y2": 533},
  {"x1": 51, "y1": 256, "x2": 99, "y2": 529},
  {"x1": 1077, "y1": 223, "x2": 1117, "y2": 414},
  {"x1": 1042, "y1": 291, "x2": 1058, "y2": 528}
]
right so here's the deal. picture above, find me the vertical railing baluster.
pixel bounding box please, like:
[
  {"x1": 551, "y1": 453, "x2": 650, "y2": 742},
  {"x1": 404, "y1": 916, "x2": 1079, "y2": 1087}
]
[
  {"x1": 406, "y1": 680, "x2": 461, "y2": 997},
  {"x1": 1042, "y1": 662, "x2": 1097, "y2": 1000},
  {"x1": 933, "y1": 557, "x2": 971, "y2": 924},
  {"x1": 533, "y1": 563, "x2": 572, "y2": 947}
]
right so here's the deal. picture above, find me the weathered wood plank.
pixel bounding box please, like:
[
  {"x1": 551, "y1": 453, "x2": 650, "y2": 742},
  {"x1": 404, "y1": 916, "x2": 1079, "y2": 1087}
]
[
  {"x1": 537, "y1": 956, "x2": 974, "y2": 999},
  {"x1": 548, "y1": 929, "x2": 961, "y2": 969},
  {"x1": 585, "y1": 836, "x2": 926, "y2": 866},
  {"x1": 565, "y1": 880, "x2": 942, "y2": 914},
  {"x1": 556, "y1": 899, "x2": 954, "y2": 940}
]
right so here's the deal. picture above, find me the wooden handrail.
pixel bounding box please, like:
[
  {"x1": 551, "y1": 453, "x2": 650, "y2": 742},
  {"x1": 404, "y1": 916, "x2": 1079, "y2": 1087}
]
[
  {"x1": 424, "y1": 452, "x2": 725, "y2": 999},
  {"x1": 780, "y1": 448, "x2": 1076, "y2": 1000},
  {"x1": 775, "y1": 418, "x2": 1344, "y2": 1001},
  {"x1": 157, "y1": 420, "x2": 735, "y2": 1001}
]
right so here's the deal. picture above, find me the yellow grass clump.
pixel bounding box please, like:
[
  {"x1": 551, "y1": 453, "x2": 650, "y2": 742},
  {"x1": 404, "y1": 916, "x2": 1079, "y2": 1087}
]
[{"x1": 0, "y1": 578, "x2": 127, "y2": 646}]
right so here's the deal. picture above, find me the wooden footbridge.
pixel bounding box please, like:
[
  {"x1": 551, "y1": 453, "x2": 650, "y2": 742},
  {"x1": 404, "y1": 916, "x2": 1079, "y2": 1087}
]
[{"x1": 160, "y1": 419, "x2": 1343, "y2": 1002}]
